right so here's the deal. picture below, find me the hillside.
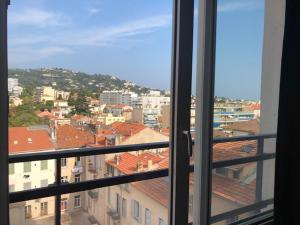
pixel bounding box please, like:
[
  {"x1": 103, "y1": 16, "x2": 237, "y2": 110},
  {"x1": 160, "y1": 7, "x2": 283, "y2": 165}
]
[{"x1": 8, "y1": 68, "x2": 156, "y2": 95}]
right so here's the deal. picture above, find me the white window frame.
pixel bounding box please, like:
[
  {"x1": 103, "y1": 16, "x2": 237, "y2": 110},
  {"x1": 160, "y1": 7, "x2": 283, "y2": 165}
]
[
  {"x1": 74, "y1": 195, "x2": 81, "y2": 208},
  {"x1": 145, "y1": 208, "x2": 151, "y2": 225},
  {"x1": 74, "y1": 174, "x2": 80, "y2": 183}
]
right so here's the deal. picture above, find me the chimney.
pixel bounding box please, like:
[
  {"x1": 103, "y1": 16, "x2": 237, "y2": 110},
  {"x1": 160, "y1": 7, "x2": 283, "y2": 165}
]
[
  {"x1": 136, "y1": 161, "x2": 143, "y2": 172},
  {"x1": 114, "y1": 154, "x2": 121, "y2": 165},
  {"x1": 147, "y1": 160, "x2": 153, "y2": 170}
]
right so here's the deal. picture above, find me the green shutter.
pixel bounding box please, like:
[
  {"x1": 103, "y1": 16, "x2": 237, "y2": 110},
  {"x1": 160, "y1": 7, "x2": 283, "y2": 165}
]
[
  {"x1": 41, "y1": 160, "x2": 48, "y2": 170},
  {"x1": 9, "y1": 164, "x2": 15, "y2": 175},
  {"x1": 24, "y1": 162, "x2": 31, "y2": 173}
]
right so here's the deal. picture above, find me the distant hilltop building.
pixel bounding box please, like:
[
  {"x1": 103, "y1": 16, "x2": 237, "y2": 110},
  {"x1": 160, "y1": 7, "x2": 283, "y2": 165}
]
[{"x1": 34, "y1": 86, "x2": 70, "y2": 102}]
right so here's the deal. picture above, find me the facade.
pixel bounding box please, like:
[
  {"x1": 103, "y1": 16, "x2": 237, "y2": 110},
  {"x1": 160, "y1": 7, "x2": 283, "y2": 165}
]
[
  {"x1": 9, "y1": 127, "x2": 55, "y2": 225},
  {"x1": 8, "y1": 78, "x2": 23, "y2": 97},
  {"x1": 34, "y1": 86, "x2": 56, "y2": 102},
  {"x1": 100, "y1": 91, "x2": 138, "y2": 106}
]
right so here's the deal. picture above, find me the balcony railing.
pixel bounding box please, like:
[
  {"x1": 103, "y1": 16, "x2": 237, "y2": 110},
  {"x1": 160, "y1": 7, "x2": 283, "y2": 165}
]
[{"x1": 8, "y1": 133, "x2": 276, "y2": 225}]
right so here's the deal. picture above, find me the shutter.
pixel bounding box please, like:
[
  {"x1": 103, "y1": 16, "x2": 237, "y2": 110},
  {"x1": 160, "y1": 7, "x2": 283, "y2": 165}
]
[
  {"x1": 131, "y1": 200, "x2": 135, "y2": 219},
  {"x1": 138, "y1": 202, "x2": 142, "y2": 223}
]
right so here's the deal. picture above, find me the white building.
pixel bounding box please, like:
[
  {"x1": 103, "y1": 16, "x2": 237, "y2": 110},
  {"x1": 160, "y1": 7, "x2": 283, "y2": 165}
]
[
  {"x1": 100, "y1": 91, "x2": 138, "y2": 106},
  {"x1": 8, "y1": 78, "x2": 23, "y2": 97}
]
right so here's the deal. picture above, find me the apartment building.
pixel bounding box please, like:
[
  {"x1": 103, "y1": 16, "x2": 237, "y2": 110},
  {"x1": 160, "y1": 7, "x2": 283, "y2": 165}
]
[
  {"x1": 9, "y1": 127, "x2": 55, "y2": 225},
  {"x1": 85, "y1": 137, "x2": 257, "y2": 225},
  {"x1": 34, "y1": 86, "x2": 56, "y2": 102},
  {"x1": 8, "y1": 78, "x2": 23, "y2": 97},
  {"x1": 100, "y1": 91, "x2": 138, "y2": 106}
]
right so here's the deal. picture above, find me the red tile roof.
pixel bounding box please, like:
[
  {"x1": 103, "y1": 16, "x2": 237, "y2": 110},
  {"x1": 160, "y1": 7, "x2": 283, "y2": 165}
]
[
  {"x1": 110, "y1": 122, "x2": 145, "y2": 137},
  {"x1": 212, "y1": 175, "x2": 255, "y2": 205},
  {"x1": 133, "y1": 178, "x2": 169, "y2": 207},
  {"x1": 56, "y1": 125, "x2": 94, "y2": 149},
  {"x1": 107, "y1": 140, "x2": 257, "y2": 207},
  {"x1": 9, "y1": 127, "x2": 54, "y2": 154},
  {"x1": 223, "y1": 119, "x2": 260, "y2": 134},
  {"x1": 107, "y1": 152, "x2": 163, "y2": 174}
]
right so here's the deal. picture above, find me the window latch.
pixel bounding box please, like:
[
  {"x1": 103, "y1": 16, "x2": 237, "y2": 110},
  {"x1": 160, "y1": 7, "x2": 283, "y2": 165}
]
[{"x1": 182, "y1": 130, "x2": 193, "y2": 157}]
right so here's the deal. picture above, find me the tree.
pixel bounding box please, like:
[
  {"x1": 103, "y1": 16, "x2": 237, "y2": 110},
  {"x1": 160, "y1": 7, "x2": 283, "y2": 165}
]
[
  {"x1": 45, "y1": 100, "x2": 54, "y2": 112},
  {"x1": 73, "y1": 93, "x2": 91, "y2": 116}
]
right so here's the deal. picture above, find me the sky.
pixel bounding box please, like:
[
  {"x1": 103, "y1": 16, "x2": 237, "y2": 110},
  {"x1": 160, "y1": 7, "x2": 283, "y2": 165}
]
[{"x1": 8, "y1": 0, "x2": 265, "y2": 100}]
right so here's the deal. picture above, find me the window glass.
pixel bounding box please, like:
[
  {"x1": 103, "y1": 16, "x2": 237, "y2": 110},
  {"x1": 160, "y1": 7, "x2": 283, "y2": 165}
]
[
  {"x1": 40, "y1": 160, "x2": 48, "y2": 170},
  {"x1": 23, "y1": 162, "x2": 31, "y2": 173},
  {"x1": 9, "y1": 163, "x2": 14, "y2": 175},
  {"x1": 145, "y1": 208, "x2": 151, "y2": 225}
]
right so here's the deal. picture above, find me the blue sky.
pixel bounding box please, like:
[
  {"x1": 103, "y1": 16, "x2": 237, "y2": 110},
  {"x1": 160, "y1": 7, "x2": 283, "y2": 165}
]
[{"x1": 8, "y1": 0, "x2": 265, "y2": 100}]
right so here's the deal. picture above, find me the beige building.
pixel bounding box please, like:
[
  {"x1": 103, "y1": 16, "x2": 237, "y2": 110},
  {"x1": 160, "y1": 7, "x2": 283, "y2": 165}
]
[{"x1": 34, "y1": 86, "x2": 56, "y2": 102}]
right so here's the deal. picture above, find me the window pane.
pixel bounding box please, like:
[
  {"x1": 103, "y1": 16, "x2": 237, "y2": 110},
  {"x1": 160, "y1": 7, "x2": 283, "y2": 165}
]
[
  {"x1": 41, "y1": 160, "x2": 48, "y2": 170},
  {"x1": 9, "y1": 163, "x2": 15, "y2": 175},
  {"x1": 23, "y1": 162, "x2": 31, "y2": 173}
]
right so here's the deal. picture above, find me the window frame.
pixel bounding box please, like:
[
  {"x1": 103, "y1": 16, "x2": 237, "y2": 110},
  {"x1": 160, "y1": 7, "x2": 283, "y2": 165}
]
[{"x1": 74, "y1": 195, "x2": 81, "y2": 208}]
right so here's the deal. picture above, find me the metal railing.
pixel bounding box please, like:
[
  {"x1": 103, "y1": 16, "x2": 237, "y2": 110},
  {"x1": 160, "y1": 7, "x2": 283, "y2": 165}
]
[{"x1": 8, "y1": 133, "x2": 276, "y2": 225}]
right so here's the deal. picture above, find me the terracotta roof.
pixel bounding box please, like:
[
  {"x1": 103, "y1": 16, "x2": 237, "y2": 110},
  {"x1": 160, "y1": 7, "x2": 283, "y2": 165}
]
[
  {"x1": 223, "y1": 119, "x2": 260, "y2": 134},
  {"x1": 107, "y1": 140, "x2": 258, "y2": 207},
  {"x1": 212, "y1": 175, "x2": 255, "y2": 205},
  {"x1": 107, "y1": 152, "x2": 163, "y2": 174},
  {"x1": 36, "y1": 111, "x2": 55, "y2": 119},
  {"x1": 133, "y1": 178, "x2": 169, "y2": 207},
  {"x1": 110, "y1": 122, "x2": 145, "y2": 137},
  {"x1": 56, "y1": 125, "x2": 94, "y2": 149},
  {"x1": 9, "y1": 127, "x2": 54, "y2": 154}
]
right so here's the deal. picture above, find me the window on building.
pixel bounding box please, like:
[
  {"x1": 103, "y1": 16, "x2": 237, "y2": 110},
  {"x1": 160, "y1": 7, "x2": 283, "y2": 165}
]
[
  {"x1": 61, "y1": 198, "x2": 68, "y2": 211},
  {"x1": 61, "y1": 158, "x2": 67, "y2": 167},
  {"x1": 40, "y1": 160, "x2": 48, "y2": 170},
  {"x1": 233, "y1": 170, "x2": 241, "y2": 179},
  {"x1": 107, "y1": 164, "x2": 114, "y2": 176},
  {"x1": 132, "y1": 200, "x2": 141, "y2": 221},
  {"x1": 40, "y1": 179, "x2": 48, "y2": 187},
  {"x1": 116, "y1": 193, "x2": 121, "y2": 214},
  {"x1": 74, "y1": 195, "x2": 81, "y2": 208},
  {"x1": 25, "y1": 205, "x2": 32, "y2": 218},
  {"x1": 74, "y1": 174, "x2": 80, "y2": 183},
  {"x1": 75, "y1": 156, "x2": 81, "y2": 166},
  {"x1": 9, "y1": 184, "x2": 15, "y2": 192},
  {"x1": 9, "y1": 164, "x2": 14, "y2": 175},
  {"x1": 159, "y1": 218, "x2": 165, "y2": 225},
  {"x1": 61, "y1": 176, "x2": 68, "y2": 183},
  {"x1": 122, "y1": 198, "x2": 127, "y2": 218},
  {"x1": 215, "y1": 167, "x2": 228, "y2": 177},
  {"x1": 23, "y1": 182, "x2": 31, "y2": 190},
  {"x1": 40, "y1": 202, "x2": 48, "y2": 216},
  {"x1": 145, "y1": 208, "x2": 151, "y2": 225},
  {"x1": 23, "y1": 162, "x2": 31, "y2": 173}
]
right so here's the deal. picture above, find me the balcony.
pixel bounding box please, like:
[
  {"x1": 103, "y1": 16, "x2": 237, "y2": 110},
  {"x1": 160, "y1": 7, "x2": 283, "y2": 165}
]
[
  {"x1": 87, "y1": 162, "x2": 97, "y2": 174},
  {"x1": 106, "y1": 207, "x2": 121, "y2": 221},
  {"x1": 71, "y1": 165, "x2": 83, "y2": 174},
  {"x1": 88, "y1": 190, "x2": 98, "y2": 199}
]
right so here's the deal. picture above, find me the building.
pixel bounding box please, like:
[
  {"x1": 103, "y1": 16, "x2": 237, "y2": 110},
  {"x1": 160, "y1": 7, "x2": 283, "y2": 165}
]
[
  {"x1": 8, "y1": 78, "x2": 23, "y2": 97},
  {"x1": 85, "y1": 136, "x2": 258, "y2": 225},
  {"x1": 223, "y1": 119, "x2": 260, "y2": 136},
  {"x1": 100, "y1": 91, "x2": 138, "y2": 106},
  {"x1": 9, "y1": 127, "x2": 55, "y2": 224},
  {"x1": 34, "y1": 86, "x2": 56, "y2": 102},
  {"x1": 55, "y1": 90, "x2": 70, "y2": 101}
]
